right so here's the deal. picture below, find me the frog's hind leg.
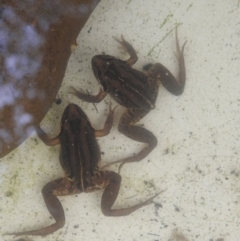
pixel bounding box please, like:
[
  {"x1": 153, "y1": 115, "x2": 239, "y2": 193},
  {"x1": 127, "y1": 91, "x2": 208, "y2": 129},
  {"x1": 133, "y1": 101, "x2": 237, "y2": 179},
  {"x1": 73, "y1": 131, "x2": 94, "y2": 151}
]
[
  {"x1": 102, "y1": 108, "x2": 157, "y2": 169},
  {"x1": 99, "y1": 171, "x2": 160, "y2": 216},
  {"x1": 6, "y1": 178, "x2": 80, "y2": 237}
]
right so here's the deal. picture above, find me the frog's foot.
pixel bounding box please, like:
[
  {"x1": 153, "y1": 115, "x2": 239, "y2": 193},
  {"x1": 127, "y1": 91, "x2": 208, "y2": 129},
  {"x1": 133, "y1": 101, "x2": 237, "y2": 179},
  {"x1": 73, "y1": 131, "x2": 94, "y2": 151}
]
[
  {"x1": 70, "y1": 86, "x2": 107, "y2": 103},
  {"x1": 175, "y1": 27, "x2": 187, "y2": 61},
  {"x1": 150, "y1": 27, "x2": 187, "y2": 96},
  {"x1": 101, "y1": 160, "x2": 122, "y2": 170},
  {"x1": 5, "y1": 222, "x2": 65, "y2": 237},
  {"x1": 101, "y1": 135, "x2": 157, "y2": 172},
  {"x1": 101, "y1": 171, "x2": 164, "y2": 216},
  {"x1": 174, "y1": 27, "x2": 187, "y2": 93},
  {"x1": 113, "y1": 35, "x2": 138, "y2": 66},
  {"x1": 101, "y1": 138, "x2": 154, "y2": 168},
  {"x1": 140, "y1": 190, "x2": 166, "y2": 206}
]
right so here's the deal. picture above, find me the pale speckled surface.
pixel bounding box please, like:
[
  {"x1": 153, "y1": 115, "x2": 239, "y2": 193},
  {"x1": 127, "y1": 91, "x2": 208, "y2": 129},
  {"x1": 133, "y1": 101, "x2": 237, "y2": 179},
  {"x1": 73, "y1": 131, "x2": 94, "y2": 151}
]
[{"x1": 1, "y1": 1, "x2": 240, "y2": 241}]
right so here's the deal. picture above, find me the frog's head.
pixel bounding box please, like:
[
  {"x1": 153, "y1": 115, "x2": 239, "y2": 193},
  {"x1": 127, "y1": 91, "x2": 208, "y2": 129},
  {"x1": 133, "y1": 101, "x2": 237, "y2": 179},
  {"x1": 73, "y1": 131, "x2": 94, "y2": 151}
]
[
  {"x1": 61, "y1": 104, "x2": 89, "y2": 125},
  {"x1": 91, "y1": 55, "x2": 115, "y2": 91}
]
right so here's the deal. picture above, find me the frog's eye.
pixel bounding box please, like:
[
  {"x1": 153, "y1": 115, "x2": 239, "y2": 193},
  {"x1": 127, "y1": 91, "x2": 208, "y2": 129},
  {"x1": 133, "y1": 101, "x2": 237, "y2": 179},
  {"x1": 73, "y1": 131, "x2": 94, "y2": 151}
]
[
  {"x1": 92, "y1": 65, "x2": 101, "y2": 78},
  {"x1": 101, "y1": 81, "x2": 107, "y2": 92},
  {"x1": 143, "y1": 63, "x2": 153, "y2": 72}
]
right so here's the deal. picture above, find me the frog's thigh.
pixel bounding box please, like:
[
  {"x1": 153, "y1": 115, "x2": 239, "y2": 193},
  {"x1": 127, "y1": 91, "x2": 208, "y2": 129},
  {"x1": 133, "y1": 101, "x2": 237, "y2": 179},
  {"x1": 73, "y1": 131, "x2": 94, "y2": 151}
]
[{"x1": 118, "y1": 108, "x2": 157, "y2": 145}]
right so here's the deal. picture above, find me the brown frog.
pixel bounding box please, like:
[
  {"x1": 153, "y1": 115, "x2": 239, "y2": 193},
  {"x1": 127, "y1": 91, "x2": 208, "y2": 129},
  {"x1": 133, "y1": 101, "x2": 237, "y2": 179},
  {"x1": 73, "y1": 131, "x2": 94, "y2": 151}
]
[
  {"x1": 71, "y1": 29, "x2": 187, "y2": 168},
  {"x1": 7, "y1": 104, "x2": 160, "y2": 237}
]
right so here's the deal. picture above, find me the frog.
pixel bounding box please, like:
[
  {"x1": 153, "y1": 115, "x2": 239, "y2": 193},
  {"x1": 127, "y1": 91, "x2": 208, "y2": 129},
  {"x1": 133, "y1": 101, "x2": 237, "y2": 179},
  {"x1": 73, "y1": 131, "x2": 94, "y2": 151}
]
[
  {"x1": 6, "y1": 103, "x2": 160, "y2": 237},
  {"x1": 71, "y1": 28, "x2": 186, "y2": 169}
]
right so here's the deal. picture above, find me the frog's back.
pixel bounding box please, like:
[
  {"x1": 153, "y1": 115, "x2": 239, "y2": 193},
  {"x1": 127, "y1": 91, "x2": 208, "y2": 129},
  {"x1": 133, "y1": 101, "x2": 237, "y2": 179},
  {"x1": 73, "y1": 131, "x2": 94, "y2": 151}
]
[
  {"x1": 110, "y1": 59, "x2": 156, "y2": 108},
  {"x1": 59, "y1": 104, "x2": 100, "y2": 191},
  {"x1": 92, "y1": 55, "x2": 156, "y2": 109}
]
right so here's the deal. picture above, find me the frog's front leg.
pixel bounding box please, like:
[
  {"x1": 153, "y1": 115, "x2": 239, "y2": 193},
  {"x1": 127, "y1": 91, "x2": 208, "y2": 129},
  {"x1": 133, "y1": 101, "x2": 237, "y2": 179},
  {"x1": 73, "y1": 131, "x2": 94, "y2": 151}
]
[
  {"x1": 6, "y1": 178, "x2": 79, "y2": 237},
  {"x1": 70, "y1": 86, "x2": 108, "y2": 103},
  {"x1": 36, "y1": 126, "x2": 60, "y2": 146},
  {"x1": 113, "y1": 35, "x2": 138, "y2": 66},
  {"x1": 98, "y1": 171, "x2": 159, "y2": 216}
]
